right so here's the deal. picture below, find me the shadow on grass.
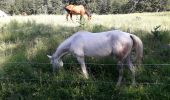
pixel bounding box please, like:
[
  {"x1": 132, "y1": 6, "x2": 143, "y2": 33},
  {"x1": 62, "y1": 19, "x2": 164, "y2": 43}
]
[{"x1": 0, "y1": 20, "x2": 170, "y2": 99}]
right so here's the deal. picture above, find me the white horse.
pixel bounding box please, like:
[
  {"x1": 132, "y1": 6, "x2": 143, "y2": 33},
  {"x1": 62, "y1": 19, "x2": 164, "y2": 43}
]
[{"x1": 47, "y1": 30, "x2": 143, "y2": 86}]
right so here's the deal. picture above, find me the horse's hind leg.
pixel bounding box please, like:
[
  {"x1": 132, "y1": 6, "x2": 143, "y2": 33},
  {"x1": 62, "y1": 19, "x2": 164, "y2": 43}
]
[
  {"x1": 116, "y1": 61, "x2": 124, "y2": 87},
  {"x1": 126, "y1": 55, "x2": 136, "y2": 86},
  {"x1": 76, "y1": 56, "x2": 89, "y2": 79}
]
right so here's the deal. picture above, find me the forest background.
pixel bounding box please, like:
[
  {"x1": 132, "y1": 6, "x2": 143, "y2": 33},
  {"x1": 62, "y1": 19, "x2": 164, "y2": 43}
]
[{"x1": 1, "y1": 0, "x2": 170, "y2": 15}]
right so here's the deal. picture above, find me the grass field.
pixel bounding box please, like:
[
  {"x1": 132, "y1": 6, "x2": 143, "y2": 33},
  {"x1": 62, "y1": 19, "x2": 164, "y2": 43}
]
[
  {"x1": 0, "y1": 12, "x2": 170, "y2": 99},
  {"x1": 1, "y1": 11, "x2": 170, "y2": 31}
]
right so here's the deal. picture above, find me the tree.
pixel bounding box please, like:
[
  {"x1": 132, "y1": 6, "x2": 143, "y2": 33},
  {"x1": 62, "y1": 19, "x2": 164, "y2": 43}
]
[
  {"x1": 0, "y1": 0, "x2": 170, "y2": 15},
  {"x1": 49, "y1": 0, "x2": 63, "y2": 14},
  {"x1": 0, "y1": 0, "x2": 15, "y2": 13}
]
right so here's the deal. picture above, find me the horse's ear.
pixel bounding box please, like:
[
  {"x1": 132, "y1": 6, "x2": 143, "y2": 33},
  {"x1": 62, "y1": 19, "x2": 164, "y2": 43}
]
[{"x1": 47, "y1": 55, "x2": 52, "y2": 59}]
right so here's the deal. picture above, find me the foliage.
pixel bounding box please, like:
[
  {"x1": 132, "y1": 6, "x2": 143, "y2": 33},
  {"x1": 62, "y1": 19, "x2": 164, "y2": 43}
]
[{"x1": 151, "y1": 25, "x2": 162, "y2": 39}]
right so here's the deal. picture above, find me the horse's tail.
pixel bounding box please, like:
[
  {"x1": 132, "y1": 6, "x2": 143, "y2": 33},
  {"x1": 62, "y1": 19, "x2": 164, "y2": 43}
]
[{"x1": 130, "y1": 34, "x2": 143, "y2": 64}]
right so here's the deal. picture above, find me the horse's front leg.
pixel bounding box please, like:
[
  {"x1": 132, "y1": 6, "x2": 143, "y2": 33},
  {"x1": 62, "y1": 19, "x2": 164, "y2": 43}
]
[
  {"x1": 80, "y1": 15, "x2": 83, "y2": 21},
  {"x1": 116, "y1": 61, "x2": 124, "y2": 87},
  {"x1": 66, "y1": 13, "x2": 69, "y2": 21},
  {"x1": 77, "y1": 56, "x2": 89, "y2": 79},
  {"x1": 70, "y1": 13, "x2": 73, "y2": 21}
]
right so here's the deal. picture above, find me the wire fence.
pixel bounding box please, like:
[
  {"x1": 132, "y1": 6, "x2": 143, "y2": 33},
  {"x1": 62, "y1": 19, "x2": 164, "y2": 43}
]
[
  {"x1": 0, "y1": 61, "x2": 170, "y2": 99},
  {"x1": 1, "y1": 61, "x2": 170, "y2": 86},
  {"x1": 3, "y1": 61, "x2": 170, "y2": 66}
]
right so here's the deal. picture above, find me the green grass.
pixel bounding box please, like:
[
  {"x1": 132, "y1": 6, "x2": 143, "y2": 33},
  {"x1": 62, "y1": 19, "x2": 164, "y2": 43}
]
[
  {"x1": 0, "y1": 12, "x2": 170, "y2": 99},
  {"x1": 1, "y1": 12, "x2": 170, "y2": 31}
]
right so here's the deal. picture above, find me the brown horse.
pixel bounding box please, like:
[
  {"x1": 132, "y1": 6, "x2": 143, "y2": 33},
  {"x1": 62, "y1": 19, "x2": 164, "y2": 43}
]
[{"x1": 64, "y1": 5, "x2": 91, "y2": 21}]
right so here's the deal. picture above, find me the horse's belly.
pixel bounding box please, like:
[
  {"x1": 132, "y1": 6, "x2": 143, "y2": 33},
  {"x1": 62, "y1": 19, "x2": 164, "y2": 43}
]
[{"x1": 84, "y1": 46, "x2": 112, "y2": 57}]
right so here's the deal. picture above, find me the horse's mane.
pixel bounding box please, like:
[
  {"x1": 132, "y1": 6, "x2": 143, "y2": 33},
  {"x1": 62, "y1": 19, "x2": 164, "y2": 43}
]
[
  {"x1": 64, "y1": 4, "x2": 71, "y2": 13},
  {"x1": 64, "y1": 7, "x2": 70, "y2": 13}
]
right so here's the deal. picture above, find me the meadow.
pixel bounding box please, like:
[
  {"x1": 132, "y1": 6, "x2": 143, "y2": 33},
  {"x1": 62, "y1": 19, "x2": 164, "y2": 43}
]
[{"x1": 0, "y1": 12, "x2": 170, "y2": 99}]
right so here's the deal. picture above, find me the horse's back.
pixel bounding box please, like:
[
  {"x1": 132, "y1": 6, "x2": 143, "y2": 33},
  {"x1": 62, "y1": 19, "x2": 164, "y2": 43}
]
[
  {"x1": 65, "y1": 5, "x2": 85, "y2": 13},
  {"x1": 69, "y1": 30, "x2": 133, "y2": 57},
  {"x1": 71, "y1": 30, "x2": 132, "y2": 44},
  {"x1": 69, "y1": 31, "x2": 110, "y2": 57}
]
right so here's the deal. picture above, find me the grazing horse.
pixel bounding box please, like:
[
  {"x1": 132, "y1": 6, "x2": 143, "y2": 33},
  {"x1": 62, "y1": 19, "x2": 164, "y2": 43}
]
[
  {"x1": 47, "y1": 30, "x2": 143, "y2": 86},
  {"x1": 64, "y1": 4, "x2": 92, "y2": 21}
]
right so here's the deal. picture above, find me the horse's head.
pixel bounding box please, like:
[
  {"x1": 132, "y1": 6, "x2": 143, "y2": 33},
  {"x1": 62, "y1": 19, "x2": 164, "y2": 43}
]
[
  {"x1": 47, "y1": 55, "x2": 63, "y2": 72},
  {"x1": 85, "y1": 10, "x2": 92, "y2": 20}
]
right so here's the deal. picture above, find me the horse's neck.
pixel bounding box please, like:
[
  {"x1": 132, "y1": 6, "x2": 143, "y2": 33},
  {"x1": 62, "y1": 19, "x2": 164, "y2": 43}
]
[{"x1": 53, "y1": 39, "x2": 71, "y2": 60}]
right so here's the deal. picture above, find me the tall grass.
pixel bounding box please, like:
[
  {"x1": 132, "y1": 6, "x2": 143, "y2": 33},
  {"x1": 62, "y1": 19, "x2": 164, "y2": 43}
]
[
  {"x1": 1, "y1": 12, "x2": 170, "y2": 31},
  {"x1": 0, "y1": 12, "x2": 170, "y2": 99}
]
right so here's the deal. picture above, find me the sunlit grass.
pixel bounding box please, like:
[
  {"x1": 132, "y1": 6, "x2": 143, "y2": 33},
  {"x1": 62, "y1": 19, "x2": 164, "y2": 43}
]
[{"x1": 1, "y1": 12, "x2": 170, "y2": 32}]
